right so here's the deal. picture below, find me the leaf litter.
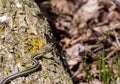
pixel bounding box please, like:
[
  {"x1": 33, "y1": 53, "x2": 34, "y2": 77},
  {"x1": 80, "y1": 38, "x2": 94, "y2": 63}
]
[{"x1": 40, "y1": 0, "x2": 120, "y2": 84}]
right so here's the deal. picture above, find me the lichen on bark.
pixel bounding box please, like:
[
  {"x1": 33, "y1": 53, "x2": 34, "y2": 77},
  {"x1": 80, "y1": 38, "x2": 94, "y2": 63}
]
[{"x1": 0, "y1": 0, "x2": 72, "y2": 84}]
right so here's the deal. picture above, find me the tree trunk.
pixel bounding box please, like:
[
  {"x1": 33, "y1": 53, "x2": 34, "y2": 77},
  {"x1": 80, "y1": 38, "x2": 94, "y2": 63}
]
[{"x1": 0, "y1": 0, "x2": 72, "y2": 84}]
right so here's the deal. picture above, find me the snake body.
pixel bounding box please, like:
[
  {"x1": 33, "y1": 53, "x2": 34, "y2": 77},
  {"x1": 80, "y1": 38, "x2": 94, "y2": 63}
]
[{"x1": 0, "y1": 50, "x2": 51, "y2": 84}]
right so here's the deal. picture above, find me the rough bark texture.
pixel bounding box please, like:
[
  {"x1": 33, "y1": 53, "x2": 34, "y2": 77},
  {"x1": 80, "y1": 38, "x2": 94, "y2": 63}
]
[{"x1": 0, "y1": 0, "x2": 72, "y2": 84}]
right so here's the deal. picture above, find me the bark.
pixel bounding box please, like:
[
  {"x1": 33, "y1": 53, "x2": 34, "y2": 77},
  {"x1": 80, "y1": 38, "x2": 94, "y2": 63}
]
[{"x1": 0, "y1": 0, "x2": 72, "y2": 84}]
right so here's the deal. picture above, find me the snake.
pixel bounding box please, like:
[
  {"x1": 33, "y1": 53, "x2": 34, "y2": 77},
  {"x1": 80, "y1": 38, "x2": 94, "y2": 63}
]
[{"x1": 0, "y1": 49, "x2": 52, "y2": 84}]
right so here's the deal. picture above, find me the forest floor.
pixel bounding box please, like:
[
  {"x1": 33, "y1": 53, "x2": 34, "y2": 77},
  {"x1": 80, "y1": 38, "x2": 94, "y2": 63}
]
[{"x1": 37, "y1": 0, "x2": 120, "y2": 84}]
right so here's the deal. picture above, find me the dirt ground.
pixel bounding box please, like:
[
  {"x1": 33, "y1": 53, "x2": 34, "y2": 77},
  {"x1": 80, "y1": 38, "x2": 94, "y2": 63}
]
[{"x1": 36, "y1": 0, "x2": 120, "y2": 84}]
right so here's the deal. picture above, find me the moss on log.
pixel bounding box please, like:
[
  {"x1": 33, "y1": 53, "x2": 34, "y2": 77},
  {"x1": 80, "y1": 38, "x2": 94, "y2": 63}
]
[{"x1": 0, "y1": 0, "x2": 72, "y2": 84}]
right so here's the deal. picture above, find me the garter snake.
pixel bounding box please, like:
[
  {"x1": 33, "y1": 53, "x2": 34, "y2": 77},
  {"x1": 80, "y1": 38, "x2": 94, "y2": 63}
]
[{"x1": 0, "y1": 49, "x2": 52, "y2": 84}]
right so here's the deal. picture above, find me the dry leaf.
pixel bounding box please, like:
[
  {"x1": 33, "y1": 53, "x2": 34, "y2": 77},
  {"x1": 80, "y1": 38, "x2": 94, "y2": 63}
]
[{"x1": 74, "y1": 0, "x2": 99, "y2": 27}]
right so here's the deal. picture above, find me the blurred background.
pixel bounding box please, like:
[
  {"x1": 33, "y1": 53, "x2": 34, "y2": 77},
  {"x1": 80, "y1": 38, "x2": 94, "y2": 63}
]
[{"x1": 36, "y1": 0, "x2": 120, "y2": 84}]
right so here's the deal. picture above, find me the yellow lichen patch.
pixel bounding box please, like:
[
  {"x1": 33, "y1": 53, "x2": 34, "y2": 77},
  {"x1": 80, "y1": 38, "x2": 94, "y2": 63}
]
[
  {"x1": 23, "y1": 61, "x2": 32, "y2": 69},
  {"x1": 15, "y1": 57, "x2": 22, "y2": 63},
  {"x1": 24, "y1": 37, "x2": 45, "y2": 55},
  {"x1": 3, "y1": 67, "x2": 10, "y2": 76}
]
